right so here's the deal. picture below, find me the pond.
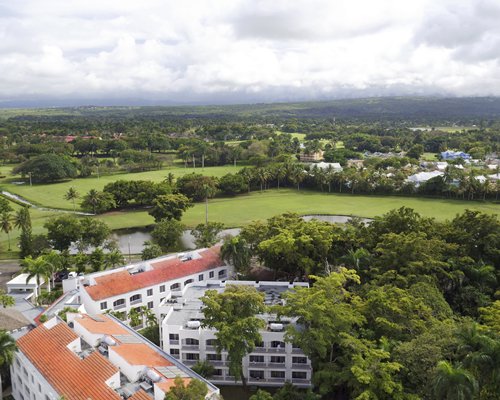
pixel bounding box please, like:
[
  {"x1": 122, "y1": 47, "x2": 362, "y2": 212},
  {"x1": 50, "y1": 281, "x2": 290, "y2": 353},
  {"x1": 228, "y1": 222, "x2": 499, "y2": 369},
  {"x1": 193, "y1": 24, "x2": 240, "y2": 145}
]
[{"x1": 110, "y1": 215, "x2": 371, "y2": 255}]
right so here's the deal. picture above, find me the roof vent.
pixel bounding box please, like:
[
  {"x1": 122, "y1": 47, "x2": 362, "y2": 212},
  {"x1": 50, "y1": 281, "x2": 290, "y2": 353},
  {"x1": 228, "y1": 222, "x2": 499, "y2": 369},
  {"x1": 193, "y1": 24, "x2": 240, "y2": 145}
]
[
  {"x1": 187, "y1": 320, "x2": 201, "y2": 329},
  {"x1": 270, "y1": 323, "x2": 284, "y2": 331}
]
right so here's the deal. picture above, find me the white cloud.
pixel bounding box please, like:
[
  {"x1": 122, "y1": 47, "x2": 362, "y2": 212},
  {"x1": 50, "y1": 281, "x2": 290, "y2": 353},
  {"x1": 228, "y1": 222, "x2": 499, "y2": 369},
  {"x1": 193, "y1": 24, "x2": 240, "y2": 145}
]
[{"x1": 0, "y1": 0, "x2": 499, "y2": 104}]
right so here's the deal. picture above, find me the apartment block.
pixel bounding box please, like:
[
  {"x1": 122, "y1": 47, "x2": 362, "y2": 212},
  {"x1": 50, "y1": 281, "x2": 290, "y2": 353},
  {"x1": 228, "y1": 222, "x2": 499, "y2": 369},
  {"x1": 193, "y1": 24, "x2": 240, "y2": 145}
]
[
  {"x1": 159, "y1": 281, "x2": 313, "y2": 388},
  {"x1": 11, "y1": 313, "x2": 219, "y2": 400}
]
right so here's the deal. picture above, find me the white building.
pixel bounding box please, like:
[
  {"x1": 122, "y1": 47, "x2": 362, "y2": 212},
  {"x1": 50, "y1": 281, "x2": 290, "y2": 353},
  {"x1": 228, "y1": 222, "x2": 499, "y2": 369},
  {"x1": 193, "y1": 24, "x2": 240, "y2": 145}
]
[
  {"x1": 312, "y1": 162, "x2": 343, "y2": 172},
  {"x1": 6, "y1": 273, "x2": 45, "y2": 298},
  {"x1": 160, "y1": 281, "x2": 313, "y2": 388},
  {"x1": 69, "y1": 246, "x2": 231, "y2": 318},
  {"x1": 11, "y1": 313, "x2": 219, "y2": 400},
  {"x1": 406, "y1": 170, "x2": 444, "y2": 187}
]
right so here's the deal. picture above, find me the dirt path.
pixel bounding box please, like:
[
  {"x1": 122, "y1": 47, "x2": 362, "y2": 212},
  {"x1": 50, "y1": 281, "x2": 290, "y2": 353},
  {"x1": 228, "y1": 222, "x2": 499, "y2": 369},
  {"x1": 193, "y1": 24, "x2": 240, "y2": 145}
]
[{"x1": 0, "y1": 260, "x2": 21, "y2": 290}]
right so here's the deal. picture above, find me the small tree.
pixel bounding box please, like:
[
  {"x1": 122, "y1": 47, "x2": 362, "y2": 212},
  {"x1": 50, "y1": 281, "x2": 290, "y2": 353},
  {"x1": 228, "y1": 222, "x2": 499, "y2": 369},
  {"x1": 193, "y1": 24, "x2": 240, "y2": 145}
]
[
  {"x1": 151, "y1": 220, "x2": 185, "y2": 251},
  {"x1": 0, "y1": 330, "x2": 16, "y2": 400},
  {"x1": 164, "y1": 376, "x2": 208, "y2": 400},
  {"x1": 141, "y1": 241, "x2": 163, "y2": 260},
  {"x1": 201, "y1": 285, "x2": 266, "y2": 387},
  {"x1": 64, "y1": 187, "x2": 79, "y2": 211},
  {"x1": 191, "y1": 359, "x2": 215, "y2": 379},
  {"x1": 0, "y1": 212, "x2": 12, "y2": 251},
  {"x1": 14, "y1": 206, "x2": 33, "y2": 258},
  {"x1": 81, "y1": 189, "x2": 116, "y2": 214},
  {"x1": 148, "y1": 194, "x2": 193, "y2": 222},
  {"x1": 0, "y1": 289, "x2": 14, "y2": 308},
  {"x1": 191, "y1": 222, "x2": 224, "y2": 248},
  {"x1": 249, "y1": 390, "x2": 274, "y2": 400}
]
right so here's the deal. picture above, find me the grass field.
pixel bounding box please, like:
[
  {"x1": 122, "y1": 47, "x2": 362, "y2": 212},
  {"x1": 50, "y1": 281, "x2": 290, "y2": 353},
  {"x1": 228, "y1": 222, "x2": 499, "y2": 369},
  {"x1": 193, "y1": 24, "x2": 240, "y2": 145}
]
[
  {"x1": 1, "y1": 165, "x2": 243, "y2": 210},
  {"x1": 96, "y1": 189, "x2": 500, "y2": 230},
  {"x1": 422, "y1": 152, "x2": 439, "y2": 161}
]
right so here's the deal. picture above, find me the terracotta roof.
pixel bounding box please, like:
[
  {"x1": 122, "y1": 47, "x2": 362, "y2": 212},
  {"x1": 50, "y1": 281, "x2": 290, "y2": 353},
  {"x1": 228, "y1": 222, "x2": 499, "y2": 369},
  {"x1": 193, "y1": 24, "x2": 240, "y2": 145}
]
[
  {"x1": 86, "y1": 246, "x2": 224, "y2": 301},
  {"x1": 129, "y1": 390, "x2": 151, "y2": 400},
  {"x1": 157, "y1": 377, "x2": 192, "y2": 393},
  {"x1": 76, "y1": 314, "x2": 130, "y2": 336},
  {"x1": 111, "y1": 343, "x2": 173, "y2": 367},
  {"x1": 17, "y1": 323, "x2": 120, "y2": 400}
]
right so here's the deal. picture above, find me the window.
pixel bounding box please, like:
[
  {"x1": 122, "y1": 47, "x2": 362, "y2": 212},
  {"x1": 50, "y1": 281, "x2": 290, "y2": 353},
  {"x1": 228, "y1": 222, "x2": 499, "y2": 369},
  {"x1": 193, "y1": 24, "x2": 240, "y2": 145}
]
[
  {"x1": 213, "y1": 369, "x2": 223, "y2": 376},
  {"x1": 159, "y1": 285, "x2": 166, "y2": 293},
  {"x1": 292, "y1": 371, "x2": 307, "y2": 379},
  {"x1": 169, "y1": 334, "x2": 179, "y2": 341},
  {"x1": 113, "y1": 298, "x2": 125, "y2": 308},
  {"x1": 293, "y1": 356, "x2": 307, "y2": 364},
  {"x1": 218, "y1": 269, "x2": 226, "y2": 277},
  {"x1": 147, "y1": 301, "x2": 154, "y2": 309},
  {"x1": 38, "y1": 383, "x2": 41, "y2": 392},
  {"x1": 198, "y1": 274, "x2": 204, "y2": 281},
  {"x1": 270, "y1": 356, "x2": 285, "y2": 364},
  {"x1": 185, "y1": 338, "x2": 199, "y2": 346},
  {"x1": 130, "y1": 294, "x2": 142, "y2": 304},
  {"x1": 170, "y1": 283, "x2": 180, "y2": 291},
  {"x1": 271, "y1": 341, "x2": 285, "y2": 348},
  {"x1": 249, "y1": 355, "x2": 264, "y2": 363},
  {"x1": 206, "y1": 338, "x2": 218, "y2": 347},
  {"x1": 100, "y1": 301, "x2": 107, "y2": 310},
  {"x1": 170, "y1": 348, "x2": 180, "y2": 355},
  {"x1": 184, "y1": 279, "x2": 194, "y2": 286},
  {"x1": 185, "y1": 353, "x2": 199, "y2": 360},
  {"x1": 147, "y1": 289, "x2": 153, "y2": 296},
  {"x1": 207, "y1": 353, "x2": 222, "y2": 361},
  {"x1": 249, "y1": 370, "x2": 264, "y2": 379},
  {"x1": 271, "y1": 371, "x2": 285, "y2": 378},
  {"x1": 209, "y1": 271, "x2": 215, "y2": 278},
  {"x1": 160, "y1": 297, "x2": 165, "y2": 304}
]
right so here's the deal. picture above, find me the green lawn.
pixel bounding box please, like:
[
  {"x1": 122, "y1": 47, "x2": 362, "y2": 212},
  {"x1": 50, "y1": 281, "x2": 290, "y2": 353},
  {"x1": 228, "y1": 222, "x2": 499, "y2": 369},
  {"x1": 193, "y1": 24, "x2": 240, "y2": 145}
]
[
  {"x1": 1, "y1": 165, "x2": 243, "y2": 210},
  {"x1": 422, "y1": 152, "x2": 439, "y2": 161},
  {"x1": 97, "y1": 189, "x2": 499, "y2": 229}
]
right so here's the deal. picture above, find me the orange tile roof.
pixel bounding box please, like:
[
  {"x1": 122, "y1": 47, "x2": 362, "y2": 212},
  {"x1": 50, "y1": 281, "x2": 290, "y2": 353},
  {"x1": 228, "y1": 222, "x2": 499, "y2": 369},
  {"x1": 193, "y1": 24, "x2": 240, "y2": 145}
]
[
  {"x1": 129, "y1": 390, "x2": 152, "y2": 400},
  {"x1": 86, "y1": 246, "x2": 224, "y2": 301},
  {"x1": 76, "y1": 314, "x2": 131, "y2": 336},
  {"x1": 157, "y1": 377, "x2": 192, "y2": 393},
  {"x1": 17, "y1": 323, "x2": 120, "y2": 400},
  {"x1": 111, "y1": 343, "x2": 173, "y2": 367}
]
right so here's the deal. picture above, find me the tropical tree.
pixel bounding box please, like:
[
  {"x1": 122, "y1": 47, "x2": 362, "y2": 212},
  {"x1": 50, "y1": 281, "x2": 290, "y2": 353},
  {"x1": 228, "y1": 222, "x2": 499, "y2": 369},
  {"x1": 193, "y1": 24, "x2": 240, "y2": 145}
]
[
  {"x1": 201, "y1": 285, "x2": 266, "y2": 387},
  {"x1": 0, "y1": 290, "x2": 14, "y2": 308},
  {"x1": 0, "y1": 330, "x2": 16, "y2": 400},
  {"x1": 0, "y1": 212, "x2": 12, "y2": 251},
  {"x1": 191, "y1": 359, "x2": 215, "y2": 379},
  {"x1": 104, "y1": 249, "x2": 125, "y2": 270},
  {"x1": 64, "y1": 187, "x2": 79, "y2": 211},
  {"x1": 141, "y1": 241, "x2": 163, "y2": 261},
  {"x1": 164, "y1": 376, "x2": 207, "y2": 400},
  {"x1": 14, "y1": 206, "x2": 32, "y2": 258},
  {"x1": 148, "y1": 194, "x2": 193, "y2": 222},
  {"x1": 22, "y1": 256, "x2": 51, "y2": 295},
  {"x1": 191, "y1": 222, "x2": 224, "y2": 248},
  {"x1": 433, "y1": 361, "x2": 478, "y2": 400},
  {"x1": 220, "y1": 236, "x2": 251, "y2": 275}
]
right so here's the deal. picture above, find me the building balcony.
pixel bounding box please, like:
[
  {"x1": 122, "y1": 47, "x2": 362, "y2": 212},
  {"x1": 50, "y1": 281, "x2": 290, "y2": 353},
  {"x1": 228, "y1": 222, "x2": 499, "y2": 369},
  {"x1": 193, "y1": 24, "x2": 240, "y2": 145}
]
[
  {"x1": 130, "y1": 299, "x2": 142, "y2": 305},
  {"x1": 248, "y1": 361, "x2": 266, "y2": 367},
  {"x1": 182, "y1": 359, "x2": 198, "y2": 365},
  {"x1": 169, "y1": 340, "x2": 179, "y2": 345},
  {"x1": 181, "y1": 345, "x2": 200, "y2": 351},
  {"x1": 292, "y1": 378, "x2": 311, "y2": 386},
  {"x1": 207, "y1": 360, "x2": 225, "y2": 366},
  {"x1": 268, "y1": 362, "x2": 287, "y2": 369},
  {"x1": 170, "y1": 354, "x2": 180, "y2": 359},
  {"x1": 267, "y1": 347, "x2": 286, "y2": 353},
  {"x1": 291, "y1": 363, "x2": 312, "y2": 370},
  {"x1": 267, "y1": 378, "x2": 286, "y2": 383},
  {"x1": 205, "y1": 345, "x2": 216, "y2": 351},
  {"x1": 252, "y1": 347, "x2": 266, "y2": 353},
  {"x1": 291, "y1": 348, "x2": 304, "y2": 354},
  {"x1": 113, "y1": 304, "x2": 126, "y2": 310}
]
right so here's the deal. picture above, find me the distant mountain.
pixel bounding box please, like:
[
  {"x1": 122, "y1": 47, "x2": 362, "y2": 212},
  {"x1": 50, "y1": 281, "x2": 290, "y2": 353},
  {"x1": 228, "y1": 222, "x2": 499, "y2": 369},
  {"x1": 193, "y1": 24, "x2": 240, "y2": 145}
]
[{"x1": 1, "y1": 96, "x2": 500, "y2": 123}]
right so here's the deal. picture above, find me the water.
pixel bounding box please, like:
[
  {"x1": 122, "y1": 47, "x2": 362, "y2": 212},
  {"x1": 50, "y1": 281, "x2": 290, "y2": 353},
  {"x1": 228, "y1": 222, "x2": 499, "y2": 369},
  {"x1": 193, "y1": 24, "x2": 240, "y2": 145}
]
[{"x1": 111, "y1": 216, "x2": 369, "y2": 255}]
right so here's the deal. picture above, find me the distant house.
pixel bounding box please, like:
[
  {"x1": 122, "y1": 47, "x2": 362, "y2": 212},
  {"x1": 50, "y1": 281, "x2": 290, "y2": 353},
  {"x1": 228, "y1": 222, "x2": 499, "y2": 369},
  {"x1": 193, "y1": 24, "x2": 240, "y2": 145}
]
[
  {"x1": 407, "y1": 171, "x2": 444, "y2": 187},
  {"x1": 313, "y1": 162, "x2": 343, "y2": 172},
  {"x1": 441, "y1": 150, "x2": 471, "y2": 160},
  {"x1": 300, "y1": 150, "x2": 324, "y2": 162},
  {"x1": 347, "y1": 159, "x2": 364, "y2": 169}
]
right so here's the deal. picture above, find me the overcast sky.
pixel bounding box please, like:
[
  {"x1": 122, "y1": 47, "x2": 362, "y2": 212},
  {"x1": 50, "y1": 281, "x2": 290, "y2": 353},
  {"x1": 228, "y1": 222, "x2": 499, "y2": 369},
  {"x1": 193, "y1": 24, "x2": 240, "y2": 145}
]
[{"x1": 1, "y1": 0, "x2": 499, "y2": 105}]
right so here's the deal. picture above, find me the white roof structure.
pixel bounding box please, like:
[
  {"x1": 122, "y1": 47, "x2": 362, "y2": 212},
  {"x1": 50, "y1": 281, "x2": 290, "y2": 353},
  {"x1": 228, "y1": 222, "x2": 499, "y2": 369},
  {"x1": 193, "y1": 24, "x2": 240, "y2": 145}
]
[
  {"x1": 407, "y1": 171, "x2": 444, "y2": 186},
  {"x1": 436, "y1": 162, "x2": 448, "y2": 170},
  {"x1": 7, "y1": 273, "x2": 45, "y2": 292},
  {"x1": 313, "y1": 162, "x2": 343, "y2": 171},
  {"x1": 488, "y1": 173, "x2": 500, "y2": 181}
]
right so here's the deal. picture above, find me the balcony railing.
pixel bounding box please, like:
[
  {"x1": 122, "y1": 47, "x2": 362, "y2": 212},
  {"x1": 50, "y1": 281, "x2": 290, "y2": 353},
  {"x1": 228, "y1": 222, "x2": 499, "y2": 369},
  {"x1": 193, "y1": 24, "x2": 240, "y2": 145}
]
[
  {"x1": 291, "y1": 363, "x2": 312, "y2": 370},
  {"x1": 169, "y1": 340, "x2": 179, "y2": 345},
  {"x1": 292, "y1": 378, "x2": 311, "y2": 385},
  {"x1": 130, "y1": 299, "x2": 142, "y2": 305},
  {"x1": 182, "y1": 359, "x2": 199, "y2": 365},
  {"x1": 268, "y1": 362, "x2": 287, "y2": 368},
  {"x1": 207, "y1": 360, "x2": 225, "y2": 366},
  {"x1": 113, "y1": 304, "x2": 126, "y2": 310},
  {"x1": 181, "y1": 344, "x2": 200, "y2": 351},
  {"x1": 267, "y1": 347, "x2": 286, "y2": 353},
  {"x1": 291, "y1": 348, "x2": 304, "y2": 354}
]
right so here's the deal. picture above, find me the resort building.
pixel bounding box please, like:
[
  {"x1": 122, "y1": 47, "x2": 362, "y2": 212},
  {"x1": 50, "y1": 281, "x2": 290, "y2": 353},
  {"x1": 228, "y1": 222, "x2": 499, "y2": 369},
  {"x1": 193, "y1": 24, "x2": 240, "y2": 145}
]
[
  {"x1": 10, "y1": 313, "x2": 219, "y2": 400},
  {"x1": 67, "y1": 246, "x2": 231, "y2": 318},
  {"x1": 159, "y1": 281, "x2": 313, "y2": 388},
  {"x1": 299, "y1": 149, "x2": 324, "y2": 162}
]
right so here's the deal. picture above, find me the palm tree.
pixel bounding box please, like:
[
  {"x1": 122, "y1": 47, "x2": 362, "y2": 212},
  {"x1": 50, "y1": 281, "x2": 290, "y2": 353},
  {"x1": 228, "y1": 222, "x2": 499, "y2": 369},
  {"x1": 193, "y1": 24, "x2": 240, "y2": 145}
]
[
  {"x1": 43, "y1": 250, "x2": 63, "y2": 290},
  {"x1": 104, "y1": 249, "x2": 125, "y2": 270},
  {"x1": 22, "y1": 256, "x2": 51, "y2": 296},
  {"x1": 0, "y1": 212, "x2": 12, "y2": 251},
  {"x1": 220, "y1": 236, "x2": 251, "y2": 275},
  {"x1": 433, "y1": 361, "x2": 478, "y2": 400},
  {"x1": 0, "y1": 330, "x2": 16, "y2": 400},
  {"x1": 255, "y1": 167, "x2": 271, "y2": 191},
  {"x1": 85, "y1": 189, "x2": 100, "y2": 214},
  {"x1": 64, "y1": 187, "x2": 79, "y2": 211},
  {"x1": 165, "y1": 172, "x2": 175, "y2": 186},
  {"x1": 289, "y1": 165, "x2": 306, "y2": 191}
]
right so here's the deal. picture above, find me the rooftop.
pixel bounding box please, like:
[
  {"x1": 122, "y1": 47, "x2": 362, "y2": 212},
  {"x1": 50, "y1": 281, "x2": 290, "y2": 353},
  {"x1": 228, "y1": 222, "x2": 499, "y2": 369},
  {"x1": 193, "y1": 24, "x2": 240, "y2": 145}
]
[
  {"x1": 17, "y1": 322, "x2": 121, "y2": 400},
  {"x1": 85, "y1": 246, "x2": 225, "y2": 301},
  {"x1": 0, "y1": 307, "x2": 31, "y2": 333}
]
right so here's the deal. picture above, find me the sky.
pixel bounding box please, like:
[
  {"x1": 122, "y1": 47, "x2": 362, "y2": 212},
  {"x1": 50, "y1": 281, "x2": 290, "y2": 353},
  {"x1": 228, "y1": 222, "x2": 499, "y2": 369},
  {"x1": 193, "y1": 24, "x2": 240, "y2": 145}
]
[{"x1": 1, "y1": 0, "x2": 500, "y2": 106}]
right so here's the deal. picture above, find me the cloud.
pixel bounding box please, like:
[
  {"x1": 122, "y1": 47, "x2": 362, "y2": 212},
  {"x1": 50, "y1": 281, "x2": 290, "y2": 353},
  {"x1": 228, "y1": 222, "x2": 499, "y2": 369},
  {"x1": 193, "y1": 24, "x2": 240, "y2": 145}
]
[{"x1": 0, "y1": 0, "x2": 499, "y2": 105}]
